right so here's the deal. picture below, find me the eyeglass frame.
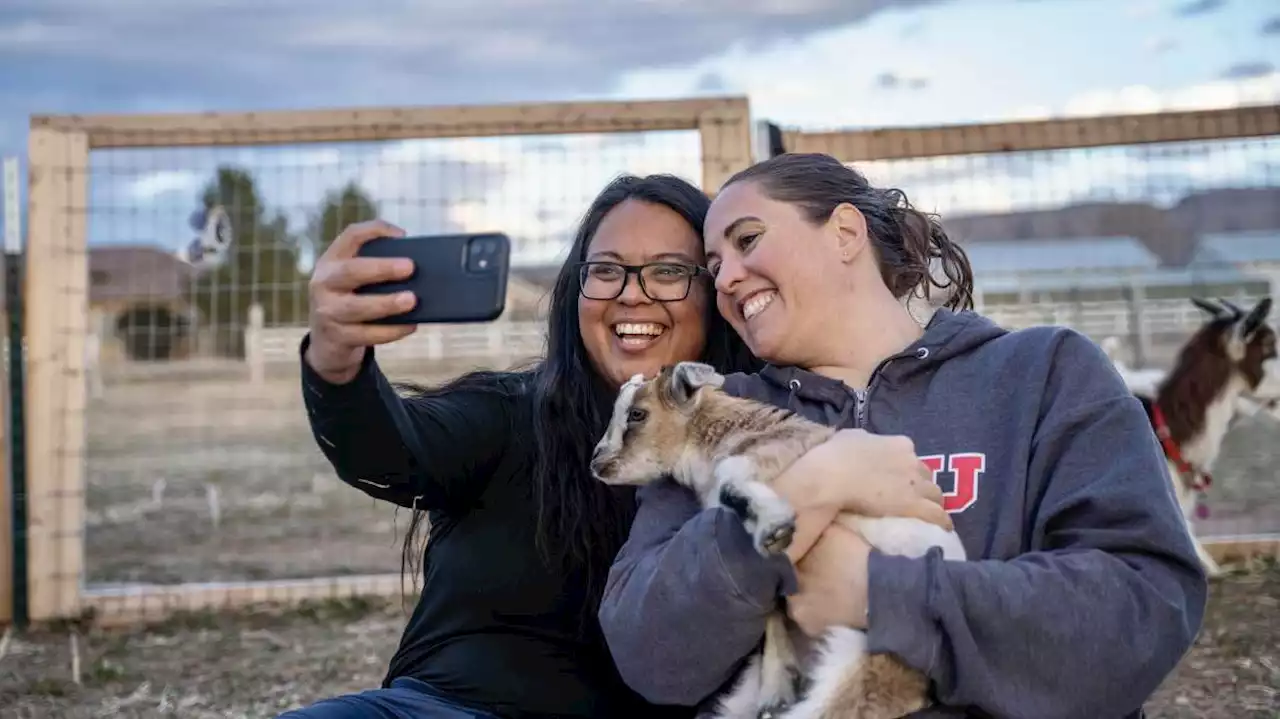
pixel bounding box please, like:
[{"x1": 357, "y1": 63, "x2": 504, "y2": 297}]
[{"x1": 573, "y1": 260, "x2": 712, "y2": 302}]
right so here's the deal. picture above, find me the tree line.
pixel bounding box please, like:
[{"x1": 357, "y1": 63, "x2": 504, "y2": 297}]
[{"x1": 189, "y1": 165, "x2": 379, "y2": 332}]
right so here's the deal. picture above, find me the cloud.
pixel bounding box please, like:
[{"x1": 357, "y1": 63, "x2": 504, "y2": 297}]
[
  {"x1": 856, "y1": 134, "x2": 1274, "y2": 221},
  {"x1": 1061, "y1": 71, "x2": 1280, "y2": 116},
  {"x1": 0, "y1": 0, "x2": 952, "y2": 158},
  {"x1": 124, "y1": 170, "x2": 204, "y2": 202},
  {"x1": 1263, "y1": 16, "x2": 1280, "y2": 35},
  {"x1": 856, "y1": 73, "x2": 1280, "y2": 219},
  {"x1": 89, "y1": 141, "x2": 507, "y2": 257},
  {"x1": 1144, "y1": 36, "x2": 1178, "y2": 55},
  {"x1": 875, "y1": 72, "x2": 930, "y2": 90},
  {"x1": 695, "y1": 72, "x2": 732, "y2": 93},
  {"x1": 416, "y1": 132, "x2": 706, "y2": 265},
  {"x1": 1173, "y1": 0, "x2": 1226, "y2": 17},
  {"x1": 31, "y1": 0, "x2": 1277, "y2": 271},
  {"x1": 92, "y1": 124, "x2": 703, "y2": 269},
  {"x1": 899, "y1": 18, "x2": 929, "y2": 36},
  {"x1": 1124, "y1": 0, "x2": 1162, "y2": 20},
  {"x1": 1221, "y1": 61, "x2": 1276, "y2": 80}
]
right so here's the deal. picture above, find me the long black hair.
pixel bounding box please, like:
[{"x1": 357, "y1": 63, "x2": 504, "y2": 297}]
[{"x1": 397, "y1": 173, "x2": 760, "y2": 625}]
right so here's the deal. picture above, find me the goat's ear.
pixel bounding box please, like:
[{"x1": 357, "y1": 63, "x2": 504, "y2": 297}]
[
  {"x1": 665, "y1": 362, "x2": 724, "y2": 406},
  {"x1": 1191, "y1": 297, "x2": 1224, "y2": 317},
  {"x1": 1240, "y1": 297, "x2": 1273, "y2": 340},
  {"x1": 1217, "y1": 297, "x2": 1245, "y2": 320}
]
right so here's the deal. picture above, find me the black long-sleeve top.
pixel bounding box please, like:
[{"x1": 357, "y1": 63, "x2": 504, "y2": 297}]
[{"x1": 298, "y1": 335, "x2": 690, "y2": 719}]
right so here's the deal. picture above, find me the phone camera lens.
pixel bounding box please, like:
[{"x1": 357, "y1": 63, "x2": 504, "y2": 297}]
[{"x1": 467, "y1": 237, "x2": 500, "y2": 274}]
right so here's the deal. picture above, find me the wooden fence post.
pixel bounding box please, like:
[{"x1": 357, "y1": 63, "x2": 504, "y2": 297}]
[
  {"x1": 25, "y1": 127, "x2": 89, "y2": 621},
  {"x1": 698, "y1": 99, "x2": 755, "y2": 195},
  {"x1": 245, "y1": 303, "x2": 265, "y2": 386}
]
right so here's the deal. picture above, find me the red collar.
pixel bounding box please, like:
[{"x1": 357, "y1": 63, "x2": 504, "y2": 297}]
[{"x1": 1152, "y1": 403, "x2": 1212, "y2": 492}]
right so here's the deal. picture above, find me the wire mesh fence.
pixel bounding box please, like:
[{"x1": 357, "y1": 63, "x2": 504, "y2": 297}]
[
  {"x1": 7, "y1": 98, "x2": 1279, "y2": 627},
  {"x1": 776, "y1": 108, "x2": 1280, "y2": 542},
  {"x1": 16, "y1": 98, "x2": 754, "y2": 623},
  {"x1": 85, "y1": 130, "x2": 711, "y2": 592}
]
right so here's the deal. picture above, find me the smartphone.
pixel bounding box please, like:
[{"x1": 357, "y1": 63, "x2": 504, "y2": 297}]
[{"x1": 355, "y1": 231, "x2": 510, "y2": 324}]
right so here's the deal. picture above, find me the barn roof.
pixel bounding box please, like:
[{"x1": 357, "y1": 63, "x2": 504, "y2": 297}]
[
  {"x1": 0, "y1": 244, "x2": 194, "y2": 312},
  {"x1": 977, "y1": 265, "x2": 1266, "y2": 294},
  {"x1": 961, "y1": 236, "x2": 1161, "y2": 275},
  {"x1": 88, "y1": 245, "x2": 195, "y2": 304},
  {"x1": 1188, "y1": 231, "x2": 1280, "y2": 265}
]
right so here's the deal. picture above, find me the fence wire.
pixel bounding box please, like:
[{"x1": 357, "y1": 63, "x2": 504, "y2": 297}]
[
  {"x1": 79, "y1": 128, "x2": 703, "y2": 597},
  {"x1": 14, "y1": 103, "x2": 1280, "y2": 627},
  {"x1": 788, "y1": 128, "x2": 1280, "y2": 539}
]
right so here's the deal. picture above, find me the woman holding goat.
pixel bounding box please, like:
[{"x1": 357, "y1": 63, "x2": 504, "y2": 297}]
[{"x1": 599, "y1": 153, "x2": 1208, "y2": 719}]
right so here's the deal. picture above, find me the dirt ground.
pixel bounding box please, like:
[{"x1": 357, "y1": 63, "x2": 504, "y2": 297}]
[{"x1": 4, "y1": 558, "x2": 1278, "y2": 718}]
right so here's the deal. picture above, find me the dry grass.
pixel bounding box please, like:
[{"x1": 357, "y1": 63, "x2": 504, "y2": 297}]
[
  {"x1": 83, "y1": 360, "x2": 495, "y2": 586},
  {"x1": 2, "y1": 597, "x2": 403, "y2": 719},
  {"x1": 3, "y1": 559, "x2": 1276, "y2": 718},
  {"x1": 1147, "y1": 557, "x2": 1280, "y2": 718},
  {"x1": 81, "y1": 359, "x2": 1280, "y2": 588}
]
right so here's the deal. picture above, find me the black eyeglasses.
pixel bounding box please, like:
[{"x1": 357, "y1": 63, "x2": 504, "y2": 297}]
[{"x1": 575, "y1": 261, "x2": 710, "y2": 302}]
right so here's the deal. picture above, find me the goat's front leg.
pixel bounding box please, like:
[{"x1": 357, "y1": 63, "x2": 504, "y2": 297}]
[
  {"x1": 711, "y1": 456, "x2": 797, "y2": 556},
  {"x1": 1171, "y1": 475, "x2": 1222, "y2": 578}
]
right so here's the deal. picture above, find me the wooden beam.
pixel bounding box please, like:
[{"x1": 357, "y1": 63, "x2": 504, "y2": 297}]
[
  {"x1": 24, "y1": 128, "x2": 89, "y2": 621},
  {"x1": 698, "y1": 98, "x2": 755, "y2": 194},
  {"x1": 83, "y1": 574, "x2": 403, "y2": 627},
  {"x1": 782, "y1": 104, "x2": 1280, "y2": 161},
  {"x1": 31, "y1": 96, "x2": 750, "y2": 150},
  {"x1": 1203, "y1": 535, "x2": 1280, "y2": 565}
]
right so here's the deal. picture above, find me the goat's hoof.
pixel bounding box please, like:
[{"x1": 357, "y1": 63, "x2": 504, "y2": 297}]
[{"x1": 756, "y1": 518, "x2": 796, "y2": 556}]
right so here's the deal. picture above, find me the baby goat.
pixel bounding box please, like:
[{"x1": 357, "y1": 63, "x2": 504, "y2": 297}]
[{"x1": 591, "y1": 362, "x2": 966, "y2": 719}]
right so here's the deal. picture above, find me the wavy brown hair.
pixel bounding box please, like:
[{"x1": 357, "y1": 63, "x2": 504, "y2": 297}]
[{"x1": 724, "y1": 152, "x2": 975, "y2": 310}]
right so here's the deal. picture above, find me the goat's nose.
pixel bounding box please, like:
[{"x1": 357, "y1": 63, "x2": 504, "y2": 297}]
[{"x1": 589, "y1": 447, "x2": 609, "y2": 477}]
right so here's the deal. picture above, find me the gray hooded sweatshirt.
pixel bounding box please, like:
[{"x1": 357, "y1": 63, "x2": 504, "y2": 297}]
[{"x1": 598, "y1": 308, "x2": 1207, "y2": 719}]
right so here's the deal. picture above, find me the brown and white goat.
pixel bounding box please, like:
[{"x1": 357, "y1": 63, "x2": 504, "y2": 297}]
[
  {"x1": 1136, "y1": 296, "x2": 1276, "y2": 577},
  {"x1": 591, "y1": 362, "x2": 966, "y2": 719}
]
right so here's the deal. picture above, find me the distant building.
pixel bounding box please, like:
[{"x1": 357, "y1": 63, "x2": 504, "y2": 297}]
[
  {"x1": 1187, "y1": 230, "x2": 1280, "y2": 297},
  {"x1": 88, "y1": 245, "x2": 198, "y2": 362},
  {"x1": 963, "y1": 235, "x2": 1269, "y2": 306}
]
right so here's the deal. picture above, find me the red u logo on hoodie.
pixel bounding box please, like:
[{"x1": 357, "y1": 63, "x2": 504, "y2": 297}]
[{"x1": 920, "y1": 453, "x2": 986, "y2": 513}]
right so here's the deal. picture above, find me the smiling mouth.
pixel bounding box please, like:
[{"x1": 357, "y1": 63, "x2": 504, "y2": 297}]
[
  {"x1": 741, "y1": 290, "x2": 777, "y2": 321},
  {"x1": 613, "y1": 322, "x2": 667, "y2": 348}
]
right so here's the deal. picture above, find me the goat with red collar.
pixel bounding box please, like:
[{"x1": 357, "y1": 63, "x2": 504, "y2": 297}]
[{"x1": 1135, "y1": 296, "x2": 1276, "y2": 577}]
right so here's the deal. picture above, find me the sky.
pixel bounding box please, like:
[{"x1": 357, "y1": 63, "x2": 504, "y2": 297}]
[{"x1": 0, "y1": 0, "x2": 1277, "y2": 267}]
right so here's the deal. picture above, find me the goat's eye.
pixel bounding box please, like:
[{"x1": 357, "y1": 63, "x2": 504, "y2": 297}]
[{"x1": 627, "y1": 407, "x2": 648, "y2": 423}]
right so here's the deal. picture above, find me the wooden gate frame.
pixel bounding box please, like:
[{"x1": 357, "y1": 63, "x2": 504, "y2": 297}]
[
  {"x1": 775, "y1": 104, "x2": 1280, "y2": 161},
  {"x1": 18, "y1": 100, "x2": 1280, "y2": 625},
  {"x1": 21, "y1": 96, "x2": 755, "y2": 624}
]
